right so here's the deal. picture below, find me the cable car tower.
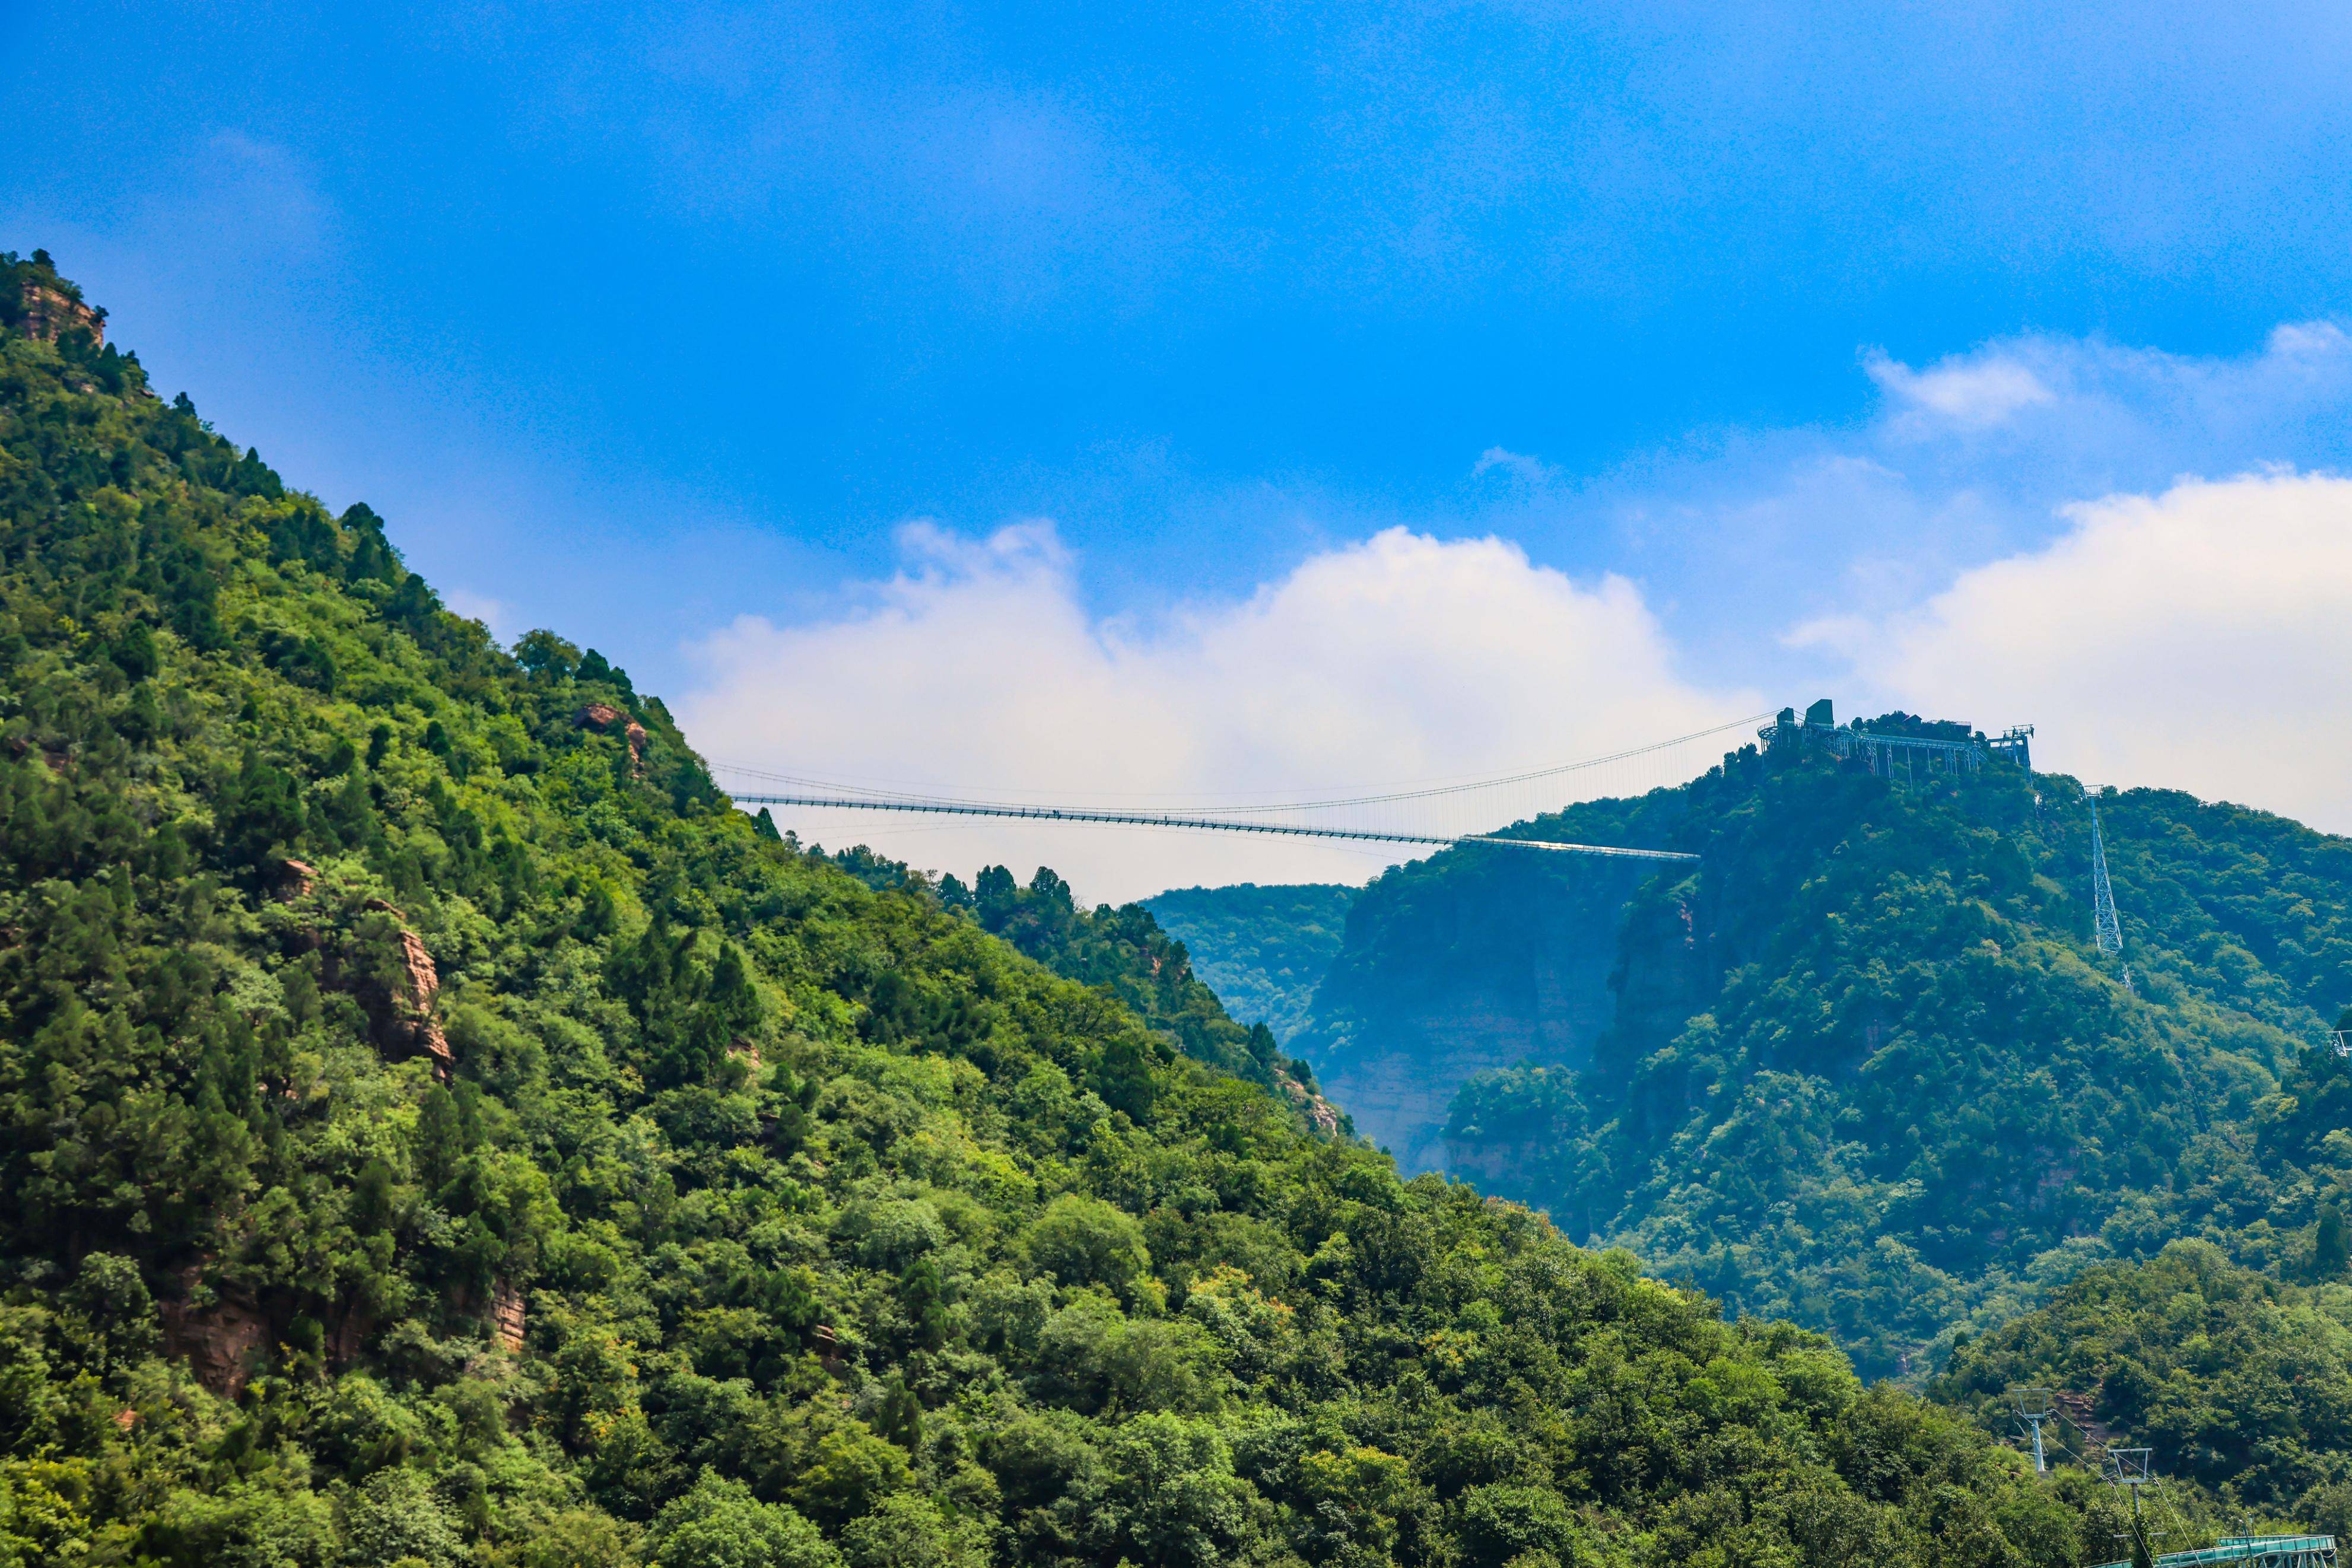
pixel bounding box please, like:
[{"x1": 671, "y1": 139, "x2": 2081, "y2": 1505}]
[
  {"x1": 2084, "y1": 1449, "x2": 2338, "y2": 1567},
  {"x1": 2013, "y1": 1387, "x2": 2054, "y2": 1472},
  {"x1": 2108, "y1": 1448, "x2": 2159, "y2": 1567}
]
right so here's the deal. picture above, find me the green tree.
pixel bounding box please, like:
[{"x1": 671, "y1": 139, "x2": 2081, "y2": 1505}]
[
  {"x1": 1022, "y1": 1195, "x2": 1150, "y2": 1297},
  {"x1": 2316, "y1": 1201, "x2": 2349, "y2": 1280},
  {"x1": 344, "y1": 1470, "x2": 464, "y2": 1567},
  {"x1": 647, "y1": 1473, "x2": 838, "y2": 1568}
]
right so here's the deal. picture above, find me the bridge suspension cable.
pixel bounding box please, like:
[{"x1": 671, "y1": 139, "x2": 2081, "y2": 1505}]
[
  {"x1": 712, "y1": 711, "x2": 1773, "y2": 865},
  {"x1": 722, "y1": 793, "x2": 1699, "y2": 862}
]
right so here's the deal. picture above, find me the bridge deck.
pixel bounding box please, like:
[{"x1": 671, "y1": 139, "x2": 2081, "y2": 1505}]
[
  {"x1": 728, "y1": 793, "x2": 1702, "y2": 863},
  {"x1": 2092, "y1": 1536, "x2": 2337, "y2": 1568}
]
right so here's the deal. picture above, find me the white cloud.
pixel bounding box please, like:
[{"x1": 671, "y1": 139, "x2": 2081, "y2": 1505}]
[
  {"x1": 1865, "y1": 347, "x2": 2055, "y2": 431},
  {"x1": 441, "y1": 588, "x2": 514, "y2": 643},
  {"x1": 1858, "y1": 323, "x2": 2352, "y2": 468},
  {"x1": 198, "y1": 131, "x2": 335, "y2": 262},
  {"x1": 678, "y1": 524, "x2": 1755, "y2": 903},
  {"x1": 1570, "y1": 317, "x2": 2352, "y2": 692},
  {"x1": 644, "y1": 320, "x2": 2352, "y2": 896},
  {"x1": 1780, "y1": 612, "x2": 1876, "y2": 659},
  {"x1": 1473, "y1": 446, "x2": 1560, "y2": 485},
  {"x1": 1848, "y1": 470, "x2": 2352, "y2": 832}
]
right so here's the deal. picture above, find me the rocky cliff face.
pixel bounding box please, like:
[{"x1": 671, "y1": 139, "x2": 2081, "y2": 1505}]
[
  {"x1": 15, "y1": 278, "x2": 103, "y2": 346},
  {"x1": 1585, "y1": 870, "x2": 1712, "y2": 1097},
  {"x1": 1293, "y1": 847, "x2": 1657, "y2": 1171}
]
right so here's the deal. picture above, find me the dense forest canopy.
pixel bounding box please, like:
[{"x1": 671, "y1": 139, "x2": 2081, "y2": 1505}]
[
  {"x1": 1098, "y1": 729, "x2": 2352, "y2": 1548},
  {"x1": 1156, "y1": 724, "x2": 2352, "y2": 1540},
  {"x1": 1935, "y1": 1238, "x2": 2352, "y2": 1538},
  {"x1": 0, "y1": 252, "x2": 2154, "y2": 1564},
  {"x1": 1391, "y1": 734, "x2": 2352, "y2": 1381},
  {"x1": 811, "y1": 849, "x2": 1325, "y2": 1111}
]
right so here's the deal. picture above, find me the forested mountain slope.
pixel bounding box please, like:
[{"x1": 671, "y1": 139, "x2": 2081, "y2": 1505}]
[
  {"x1": 806, "y1": 850, "x2": 1343, "y2": 1132},
  {"x1": 1298, "y1": 721, "x2": 2352, "y2": 1379},
  {"x1": 0, "y1": 250, "x2": 2112, "y2": 1565},
  {"x1": 1141, "y1": 883, "x2": 1356, "y2": 1046},
  {"x1": 1934, "y1": 1235, "x2": 2352, "y2": 1538},
  {"x1": 815, "y1": 848, "x2": 1324, "y2": 1106},
  {"x1": 1928, "y1": 1039, "x2": 2352, "y2": 1534}
]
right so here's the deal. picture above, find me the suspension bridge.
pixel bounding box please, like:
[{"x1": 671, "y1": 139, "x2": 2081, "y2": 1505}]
[
  {"x1": 713, "y1": 706, "x2": 2046, "y2": 868},
  {"x1": 721, "y1": 703, "x2": 2176, "y2": 1030},
  {"x1": 711, "y1": 713, "x2": 1794, "y2": 866}
]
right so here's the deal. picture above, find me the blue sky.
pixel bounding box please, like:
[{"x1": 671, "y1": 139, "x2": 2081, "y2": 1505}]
[{"x1": 12, "y1": 1, "x2": 2352, "y2": 896}]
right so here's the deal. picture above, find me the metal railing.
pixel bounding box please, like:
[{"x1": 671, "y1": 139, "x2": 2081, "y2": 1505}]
[
  {"x1": 726, "y1": 793, "x2": 1701, "y2": 863},
  {"x1": 2091, "y1": 1536, "x2": 2337, "y2": 1568}
]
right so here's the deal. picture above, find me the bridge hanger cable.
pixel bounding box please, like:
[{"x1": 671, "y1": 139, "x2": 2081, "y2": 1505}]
[
  {"x1": 705, "y1": 712, "x2": 1784, "y2": 866},
  {"x1": 708, "y1": 711, "x2": 1771, "y2": 818},
  {"x1": 720, "y1": 791, "x2": 1701, "y2": 863}
]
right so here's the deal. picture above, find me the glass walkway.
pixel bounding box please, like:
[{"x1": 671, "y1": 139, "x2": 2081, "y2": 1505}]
[{"x1": 2092, "y1": 1537, "x2": 2337, "y2": 1568}]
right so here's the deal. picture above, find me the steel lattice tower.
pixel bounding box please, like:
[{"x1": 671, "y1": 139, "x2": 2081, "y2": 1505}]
[
  {"x1": 2013, "y1": 1388, "x2": 2054, "y2": 1473},
  {"x1": 2086, "y1": 786, "x2": 2124, "y2": 956}
]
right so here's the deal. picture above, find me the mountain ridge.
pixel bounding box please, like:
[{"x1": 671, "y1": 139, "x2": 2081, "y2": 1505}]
[
  {"x1": 1221, "y1": 727, "x2": 2352, "y2": 1381},
  {"x1": 0, "y1": 250, "x2": 2132, "y2": 1567}
]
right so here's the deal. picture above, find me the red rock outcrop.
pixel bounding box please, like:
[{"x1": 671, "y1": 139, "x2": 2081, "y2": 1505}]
[
  {"x1": 576, "y1": 703, "x2": 650, "y2": 774},
  {"x1": 1272, "y1": 1068, "x2": 1342, "y2": 1137},
  {"x1": 492, "y1": 1281, "x2": 526, "y2": 1354},
  {"x1": 393, "y1": 927, "x2": 454, "y2": 1082},
  {"x1": 328, "y1": 1306, "x2": 373, "y2": 1369},
  {"x1": 1310, "y1": 856, "x2": 1659, "y2": 1175},
  {"x1": 301, "y1": 898, "x2": 454, "y2": 1081},
  {"x1": 18, "y1": 281, "x2": 103, "y2": 346},
  {"x1": 333, "y1": 907, "x2": 452, "y2": 1081},
  {"x1": 157, "y1": 1266, "x2": 271, "y2": 1398},
  {"x1": 2051, "y1": 1389, "x2": 2117, "y2": 1456}
]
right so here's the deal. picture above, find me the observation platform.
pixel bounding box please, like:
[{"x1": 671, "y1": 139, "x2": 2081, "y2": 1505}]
[{"x1": 1757, "y1": 699, "x2": 2035, "y2": 783}]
